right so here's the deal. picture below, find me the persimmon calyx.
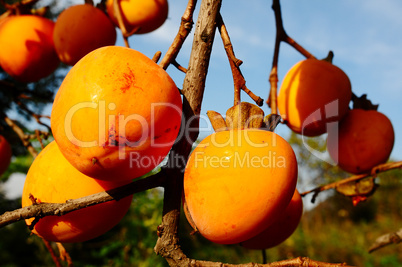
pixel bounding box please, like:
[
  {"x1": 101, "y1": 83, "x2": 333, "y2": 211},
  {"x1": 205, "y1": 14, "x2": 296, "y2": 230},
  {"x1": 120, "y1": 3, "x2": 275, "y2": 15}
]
[
  {"x1": 263, "y1": 113, "x2": 282, "y2": 132},
  {"x1": 351, "y1": 93, "x2": 379, "y2": 110},
  {"x1": 207, "y1": 102, "x2": 281, "y2": 132},
  {"x1": 335, "y1": 177, "x2": 378, "y2": 206}
]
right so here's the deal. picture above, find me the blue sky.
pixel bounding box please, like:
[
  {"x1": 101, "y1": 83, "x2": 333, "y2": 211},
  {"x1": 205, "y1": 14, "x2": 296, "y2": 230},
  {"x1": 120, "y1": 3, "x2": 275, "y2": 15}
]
[{"x1": 120, "y1": 0, "x2": 402, "y2": 161}]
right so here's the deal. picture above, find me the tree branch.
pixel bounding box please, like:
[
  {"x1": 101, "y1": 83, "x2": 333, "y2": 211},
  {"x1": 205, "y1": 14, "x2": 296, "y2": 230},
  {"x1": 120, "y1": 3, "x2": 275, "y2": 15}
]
[
  {"x1": 267, "y1": 0, "x2": 315, "y2": 113},
  {"x1": 300, "y1": 161, "x2": 402, "y2": 202},
  {"x1": 154, "y1": 0, "x2": 222, "y2": 265},
  {"x1": 369, "y1": 228, "x2": 402, "y2": 253},
  {"x1": 216, "y1": 13, "x2": 263, "y2": 107},
  {"x1": 2, "y1": 115, "x2": 38, "y2": 158},
  {"x1": 0, "y1": 170, "x2": 166, "y2": 228},
  {"x1": 159, "y1": 0, "x2": 197, "y2": 70}
]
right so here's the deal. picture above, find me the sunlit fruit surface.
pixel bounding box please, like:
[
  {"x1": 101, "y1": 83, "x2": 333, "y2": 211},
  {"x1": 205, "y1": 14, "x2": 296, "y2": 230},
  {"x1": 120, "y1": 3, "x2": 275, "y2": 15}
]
[
  {"x1": 278, "y1": 59, "x2": 352, "y2": 136},
  {"x1": 21, "y1": 141, "x2": 133, "y2": 243},
  {"x1": 184, "y1": 129, "x2": 298, "y2": 244},
  {"x1": 0, "y1": 15, "x2": 60, "y2": 82},
  {"x1": 53, "y1": 4, "x2": 117, "y2": 65},
  {"x1": 106, "y1": 0, "x2": 168, "y2": 34},
  {"x1": 51, "y1": 46, "x2": 182, "y2": 182},
  {"x1": 241, "y1": 189, "x2": 303, "y2": 250}
]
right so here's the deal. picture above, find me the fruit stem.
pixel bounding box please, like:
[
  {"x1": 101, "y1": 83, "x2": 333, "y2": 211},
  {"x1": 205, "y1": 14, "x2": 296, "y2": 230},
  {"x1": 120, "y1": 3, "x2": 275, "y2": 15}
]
[
  {"x1": 322, "y1": 50, "x2": 334, "y2": 63},
  {"x1": 267, "y1": 0, "x2": 317, "y2": 113}
]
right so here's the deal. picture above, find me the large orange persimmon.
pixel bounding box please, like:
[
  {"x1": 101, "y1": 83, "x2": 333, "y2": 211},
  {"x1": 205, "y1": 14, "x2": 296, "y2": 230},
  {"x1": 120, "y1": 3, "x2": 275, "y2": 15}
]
[
  {"x1": 21, "y1": 141, "x2": 133, "y2": 243},
  {"x1": 327, "y1": 109, "x2": 394, "y2": 174},
  {"x1": 106, "y1": 0, "x2": 168, "y2": 34},
  {"x1": 53, "y1": 4, "x2": 116, "y2": 65},
  {"x1": 0, "y1": 135, "x2": 12, "y2": 177},
  {"x1": 51, "y1": 46, "x2": 182, "y2": 182},
  {"x1": 183, "y1": 129, "x2": 298, "y2": 244},
  {"x1": 241, "y1": 189, "x2": 303, "y2": 250},
  {"x1": 0, "y1": 15, "x2": 60, "y2": 83},
  {"x1": 278, "y1": 59, "x2": 352, "y2": 136}
]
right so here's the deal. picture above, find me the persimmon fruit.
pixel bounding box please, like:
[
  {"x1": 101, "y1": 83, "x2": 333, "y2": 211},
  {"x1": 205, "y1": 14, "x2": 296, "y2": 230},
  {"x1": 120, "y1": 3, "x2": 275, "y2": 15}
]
[
  {"x1": 53, "y1": 4, "x2": 116, "y2": 65},
  {"x1": 0, "y1": 15, "x2": 60, "y2": 82},
  {"x1": 51, "y1": 46, "x2": 182, "y2": 182},
  {"x1": 327, "y1": 109, "x2": 394, "y2": 174},
  {"x1": 183, "y1": 129, "x2": 298, "y2": 244},
  {"x1": 106, "y1": 0, "x2": 168, "y2": 34},
  {"x1": 241, "y1": 189, "x2": 303, "y2": 250},
  {"x1": 21, "y1": 141, "x2": 133, "y2": 243},
  {"x1": 0, "y1": 135, "x2": 12, "y2": 177},
  {"x1": 278, "y1": 59, "x2": 352, "y2": 136}
]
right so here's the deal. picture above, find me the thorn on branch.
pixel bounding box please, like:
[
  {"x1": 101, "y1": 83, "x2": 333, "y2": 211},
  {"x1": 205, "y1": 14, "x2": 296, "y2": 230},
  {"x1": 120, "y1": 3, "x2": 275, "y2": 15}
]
[
  {"x1": 172, "y1": 60, "x2": 188, "y2": 73},
  {"x1": 152, "y1": 51, "x2": 162, "y2": 63}
]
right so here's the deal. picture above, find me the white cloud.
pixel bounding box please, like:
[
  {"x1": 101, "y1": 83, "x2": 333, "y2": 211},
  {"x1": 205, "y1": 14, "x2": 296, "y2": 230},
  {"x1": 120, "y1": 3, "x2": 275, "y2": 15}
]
[{"x1": 2, "y1": 173, "x2": 26, "y2": 200}]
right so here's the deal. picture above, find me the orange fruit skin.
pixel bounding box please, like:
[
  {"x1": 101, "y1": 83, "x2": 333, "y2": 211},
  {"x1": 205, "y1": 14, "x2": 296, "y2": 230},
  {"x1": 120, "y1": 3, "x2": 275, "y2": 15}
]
[
  {"x1": 0, "y1": 15, "x2": 60, "y2": 83},
  {"x1": 21, "y1": 141, "x2": 133, "y2": 243},
  {"x1": 106, "y1": 0, "x2": 168, "y2": 34},
  {"x1": 241, "y1": 189, "x2": 303, "y2": 250},
  {"x1": 183, "y1": 129, "x2": 298, "y2": 244},
  {"x1": 278, "y1": 59, "x2": 352, "y2": 136},
  {"x1": 50, "y1": 46, "x2": 182, "y2": 182},
  {"x1": 53, "y1": 4, "x2": 116, "y2": 65},
  {"x1": 0, "y1": 135, "x2": 12, "y2": 177},
  {"x1": 327, "y1": 109, "x2": 394, "y2": 174}
]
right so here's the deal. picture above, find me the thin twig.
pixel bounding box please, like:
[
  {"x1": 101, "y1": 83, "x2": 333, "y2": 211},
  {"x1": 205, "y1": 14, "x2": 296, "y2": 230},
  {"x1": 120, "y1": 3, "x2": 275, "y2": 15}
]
[
  {"x1": 300, "y1": 161, "x2": 402, "y2": 202},
  {"x1": 42, "y1": 239, "x2": 62, "y2": 267},
  {"x1": 267, "y1": 0, "x2": 316, "y2": 113},
  {"x1": 112, "y1": 0, "x2": 139, "y2": 47},
  {"x1": 2, "y1": 116, "x2": 38, "y2": 158},
  {"x1": 56, "y1": 242, "x2": 74, "y2": 266},
  {"x1": 216, "y1": 13, "x2": 263, "y2": 107},
  {"x1": 0, "y1": 171, "x2": 166, "y2": 228},
  {"x1": 13, "y1": 98, "x2": 51, "y2": 132},
  {"x1": 368, "y1": 228, "x2": 402, "y2": 253},
  {"x1": 159, "y1": 0, "x2": 197, "y2": 70}
]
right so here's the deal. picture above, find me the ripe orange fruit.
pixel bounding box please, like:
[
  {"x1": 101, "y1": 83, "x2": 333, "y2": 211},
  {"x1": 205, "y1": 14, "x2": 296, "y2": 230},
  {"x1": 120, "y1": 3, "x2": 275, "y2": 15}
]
[
  {"x1": 241, "y1": 189, "x2": 303, "y2": 250},
  {"x1": 0, "y1": 135, "x2": 12, "y2": 177},
  {"x1": 278, "y1": 59, "x2": 352, "y2": 136},
  {"x1": 183, "y1": 129, "x2": 298, "y2": 244},
  {"x1": 51, "y1": 46, "x2": 182, "y2": 182},
  {"x1": 53, "y1": 4, "x2": 116, "y2": 65},
  {"x1": 327, "y1": 109, "x2": 394, "y2": 174},
  {"x1": 0, "y1": 15, "x2": 60, "y2": 82},
  {"x1": 106, "y1": 0, "x2": 168, "y2": 34},
  {"x1": 21, "y1": 141, "x2": 133, "y2": 243}
]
